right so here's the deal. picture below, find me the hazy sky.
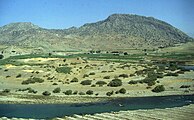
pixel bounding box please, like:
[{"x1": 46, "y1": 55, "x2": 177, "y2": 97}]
[{"x1": 0, "y1": 0, "x2": 194, "y2": 35}]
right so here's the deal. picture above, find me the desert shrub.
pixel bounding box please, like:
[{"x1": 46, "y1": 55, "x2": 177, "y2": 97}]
[
  {"x1": 119, "y1": 74, "x2": 128, "y2": 78},
  {"x1": 83, "y1": 74, "x2": 89, "y2": 78},
  {"x1": 42, "y1": 91, "x2": 51, "y2": 96},
  {"x1": 2, "y1": 89, "x2": 10, "y2": 93},
  {"x1": 89, "y1": 72, "x2": 95, "y2": 75},
  {"x1": 86, "y1": 90, "x2": 93, "y2": 95},
  {"x1": 103, "y1": 76, "x2": 110, "y2": 79},
  {"x1": 70, "y1": 77, "x2": 78, "y2": 82},
  {"x1": 55, "y1": 67, "x2": 71, "y2": 74},
  {"x1": 152, "y1": 85, "x2": 165, "y2": 93},
  {"x1": 119, "y1": 88, "x2": 126, "y2": 94},
  {"x1": 176, "y1": 70, "x2": 185, "y2": 74},
  {"x1": 52, "y1": 83, "x2": 58, "y2": 85},
  {"x1": 165, "y1": 72, "x2": 178, "y2": 76},
  {"x1": 115, "y1": 91, "x2": 119, "y2": 94},
  {"x1": 28, "y1": 88, "x2": 37, "y2": 94},
  {"x1": 108, "y1": 79, "x2": 122, "y2": 87},
  {"x1": 80, "y1": 80, "x2": 92, "y2": 85},
  {"x1": 106, "y1": 91, "x2": 114, "y2": 96},
  {"x1": 63, "y1": 90, "x2": 72, "y2": 95},
  {"x1": 21, "y1": 77, "x2": 44, "y2": 85},
  {"x1": 96, "y1": 81, "x2": 107, "y2": 86},
  {"x1": 156, "y1": 73, "x2": 164, "y2": 78},
  {"x1": 91, "y1": 84, "x2": 96, "y2": 87},
  {"x1": 128, "y1": 80, "x2": 138, "y2": 84},
  {"x1": 73, "y1": 91, "x2": 78, "y2": 95},
  {"x1": 168, "y1": 64, "x2": 178, "y2": 71},
  {"x1": 6, "y1": 75, "x2": 11, "y2": 78},
  {"x1": 79, "y1": 92, "x2": 86, "y2": 95},
  {"x1": 16, "y1": 74, "x2": 22, "y2": 78},
  {"x1": 53, "y1": 87, "x2": 61, "y2": 93},
  {"x1": 180, "y1": 85, "x2": 190, "y2": 88},
  {"x1": 0, "y1": 54, "x2": 4, "y2": 59},
  {"x1": 147, "y1": 81, "x2": 156, "y2": 86}
]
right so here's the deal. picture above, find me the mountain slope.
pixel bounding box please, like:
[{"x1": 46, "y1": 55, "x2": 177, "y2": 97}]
[{"x1": 0, "y1": 14, "x2": 193, "y2": 51}]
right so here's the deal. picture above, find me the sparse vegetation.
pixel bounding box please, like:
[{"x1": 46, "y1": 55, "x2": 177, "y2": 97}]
[{"x1": 21, "y1": 77, "x2": 44, "y2": 85}]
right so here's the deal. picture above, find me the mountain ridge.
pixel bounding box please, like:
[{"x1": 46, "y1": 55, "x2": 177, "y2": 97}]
[{"x1": 0, "y1": 14, "x2": 193, "y2": 52}]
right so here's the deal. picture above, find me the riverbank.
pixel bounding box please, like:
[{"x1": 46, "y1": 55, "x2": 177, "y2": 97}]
[
  {"x1": 0, "y1": 91, "x2": 193, "y2": 104},
  {"x1": 59, "y1": 103, "x2": 194, "y2": 120}
]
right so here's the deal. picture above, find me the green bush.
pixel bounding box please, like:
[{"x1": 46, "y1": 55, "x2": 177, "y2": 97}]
[
  {"x1": 28, "y1": 88, "x2": 37, "y2": 94},
  {"x1": 70, "y1": 77, "x2": 78, "y2": 82},
  {"x1": 108, "y1": 79, "x2": 122, "y2": 87},
  {"x1": 165, "y1": 72, "x2": 178, "y2": 76},
  {"x1": 79, "y1": 92, "x2": 85, "y2": 95},
  {"x1": 2, "y1": 89, "x2": 10, "y2": 93},
  {"x1": 80, "y1": 80, "x2": 92, "y2": 85},
  {"x1": 21, "y1": 77, "x2": 44, "y2": 85},
  {"x1": 83, "y1": 74, "x2": 89, "y2": 78},
  {"x1": 119, "y1": 88, "x2": 126, "y2": 94},
  {"x1": 73, "y1": 91, "x2": 78, "y2": 95},
  {"x1": 128, "y1": 80, "x2": 138, "y2": 84},
  {"x1": 89, "y1": 72, "x2": 95, "y2": 75},
  {"x1": 42, "y1": 91, "x2": 51, "y2": 96},
  {"x1": 63, "y1": 90, "x2": 72, "y2": 95},
  {"x1": 103, "y1": 76, "x2": 110, "y2": 79},
  {"x1": 16, "y1": 74, "x2": 22, "y2": 78},
  {"x1": 55, "y1": 67, "x2": 71, "y2": 74},
  {"x1": 180, "y1": 85, "x2": 190, "y2": 88},
  {"x1": 53, "y1": 87, "x2": 61, "y2": 93},
  {"x1": 0, "y1": 54, "x2": 4, "y2": 59},
  {"x1": 86, "y1": 90, "x2": 93, "y2": 95},
  {"x1": 147, "y1": 81, "x2": 156, "y2": 86},
  {"x1": 152, "y1": 85, "x2": 165, "y2": 93},
  {"x1": 96, "y1": 81, "x2": 107, "y2": 86},
  {"x1": 106, "y1": 91, "x2": 114, "y2": 96},
  {"x1": 119, "y1": 74, "x2": 128, "y2": 78}
]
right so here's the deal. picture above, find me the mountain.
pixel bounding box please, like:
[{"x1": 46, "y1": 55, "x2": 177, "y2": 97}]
[{"x1": 0, "y1": 14, "x2": 193, "y2": 52}]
